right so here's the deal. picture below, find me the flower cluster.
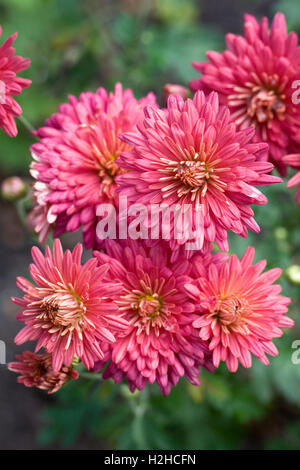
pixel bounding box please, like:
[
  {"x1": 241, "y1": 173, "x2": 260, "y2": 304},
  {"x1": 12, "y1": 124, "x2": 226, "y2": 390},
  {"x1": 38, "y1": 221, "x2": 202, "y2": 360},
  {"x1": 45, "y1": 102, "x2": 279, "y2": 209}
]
[
  {"x1": 10, "y1": 237, "x2": 293, "y2": 395},
  {"x1": 8, "y1": 13, "x2": 296, "y2": 396}
]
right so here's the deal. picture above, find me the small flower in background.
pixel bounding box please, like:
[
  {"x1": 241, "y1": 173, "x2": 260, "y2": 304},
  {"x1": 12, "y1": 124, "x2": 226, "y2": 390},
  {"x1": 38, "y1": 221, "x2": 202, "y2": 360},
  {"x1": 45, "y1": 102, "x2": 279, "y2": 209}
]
[
  {"x1": 29, "y1": 83, "x2": 157, "y2": 248},
  {"x1": 1, "y1": 176, "x2": 27, "y2": 201},
  {"x1": 162, "y1": 83, "x2": 190, "y2": 106},
  {"x1": 190, "y1": 13, "x2": 300, "y2": 176},
  {"x1": 0, "y1": 26, "x2": 31, "y2": 137},
  {"x1": 5, "y1": 8, "x2": 296, "y2": 402},
  {"x1": 117, "y1": 90, "x2": 281, "y2": 252},
  {"x1": 93, "y1": 240, "x2": 215, "y2": 395},
  {"x1": 285, "y1": 264, "x2": 300, "y2": 284},
  {"x1": 8, "y1": 351, "x2": 78, "y2": 394},
  {"x1": 185, "y1": 247, "x2": 293, "y2": 372},
  {"x1": 13, "y1": 239, "x2": 128, "y2": 371}
]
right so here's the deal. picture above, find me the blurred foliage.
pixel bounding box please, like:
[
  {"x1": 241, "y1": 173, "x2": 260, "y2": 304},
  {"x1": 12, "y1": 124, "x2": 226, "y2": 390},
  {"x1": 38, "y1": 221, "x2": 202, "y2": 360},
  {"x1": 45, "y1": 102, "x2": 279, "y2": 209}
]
[
  {"x1": 274, "y1": 0, "x2": 300, "y2": 30},
  {"x1": 1, "y1": 0, "x2": 300, "y2": 451}
]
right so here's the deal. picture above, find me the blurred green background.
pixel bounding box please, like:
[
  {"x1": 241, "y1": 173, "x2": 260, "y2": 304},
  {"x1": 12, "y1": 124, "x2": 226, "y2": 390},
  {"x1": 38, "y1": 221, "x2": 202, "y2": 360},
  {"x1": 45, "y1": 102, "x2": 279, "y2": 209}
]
[{"x1": 1, "y1": 0, "x2": 300, "y2": 450}]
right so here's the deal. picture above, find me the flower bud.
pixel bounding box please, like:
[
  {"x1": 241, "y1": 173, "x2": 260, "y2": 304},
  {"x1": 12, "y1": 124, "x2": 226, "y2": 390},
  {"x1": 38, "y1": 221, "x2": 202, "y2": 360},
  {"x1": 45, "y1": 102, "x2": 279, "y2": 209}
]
[
  {"x1": 286, "y1": 265, "x2": 300, "y2": 284},
  {"x1": 1, "y1": 176, "x2": 27, "y2": 202},
  {"x1": 162, "y1": 83, "x2": 190, "y2": 106}
]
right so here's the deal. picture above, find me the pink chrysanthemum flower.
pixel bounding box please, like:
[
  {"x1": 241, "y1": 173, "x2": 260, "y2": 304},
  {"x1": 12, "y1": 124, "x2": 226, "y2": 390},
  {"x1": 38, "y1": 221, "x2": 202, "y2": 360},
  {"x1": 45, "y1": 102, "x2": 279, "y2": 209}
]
[
  {"x1": 117, "y1": 91, "x2": 281, "y2": 252},
  {"x1": 13, "y1": 239, "x2": 128, "y2": 371},
  {"x1": 190, "y1": 13, "x2": 300, "y2": 176},
  {"x1": 93, "y1": 240, "x2": 214, "y2": 395},
  {"x1": 282, "y1": 153, "x2": 300, "y2": 202},
  {"x1": 0, "y1": 26, "x2": 31, "y2": 137},
  {"x1": 8, "y1": 351, "x2": 78, "y2": 394},
  {"x1": 185, "y1": 247, "x2": 293, "y2": 372},
  {"x1": 30, "y1": 83, "x2": 156, "y2": 247}
]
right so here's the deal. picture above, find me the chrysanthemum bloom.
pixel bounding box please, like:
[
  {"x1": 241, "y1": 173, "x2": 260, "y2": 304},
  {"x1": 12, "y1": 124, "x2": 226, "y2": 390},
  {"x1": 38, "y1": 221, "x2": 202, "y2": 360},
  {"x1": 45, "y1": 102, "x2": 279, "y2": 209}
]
[
  {"x1": 0, "y1": 26, "x2": 31, "y2": 137},
  {"x1": 8, "y1": 351, "x2": 78, "y2": 394},
  {"x1": 185, "y1": 247, "x2": 293, "y2": 372},
  {"x1": 93, "y1": 240, "x2": 214, "y2": 395},
  {"x1": 13, "y1": 239, "x2": 128, "y2": 371},
  {"x1": 282, "y1": 153, "x2": 300, "y2": 202},
  {"x1": 30, "y1": 83, "x2": 157, "y2": 247},
  {"x1": 117, "y1": 91, "x2": 281, "y2": 252},
  {"x1": 190, "y1": 13, "x2": 300, "y2": 176}
]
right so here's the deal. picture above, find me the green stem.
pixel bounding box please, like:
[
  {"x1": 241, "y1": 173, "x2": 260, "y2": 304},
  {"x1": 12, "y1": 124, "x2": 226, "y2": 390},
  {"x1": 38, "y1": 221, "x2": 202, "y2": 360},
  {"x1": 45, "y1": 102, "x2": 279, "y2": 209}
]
[
  {"x1": 18, "y1": 114, "x2": 35, "y2": 134},
  {"x1": 15, "y1": 193, "x2": 32, "y2": 229},
  {"x1": 80, "y1": 372, "x2": 103, "y2": 381},
  {"x1": 129, "y1": 387, "x2": 149, "y2": 449}
]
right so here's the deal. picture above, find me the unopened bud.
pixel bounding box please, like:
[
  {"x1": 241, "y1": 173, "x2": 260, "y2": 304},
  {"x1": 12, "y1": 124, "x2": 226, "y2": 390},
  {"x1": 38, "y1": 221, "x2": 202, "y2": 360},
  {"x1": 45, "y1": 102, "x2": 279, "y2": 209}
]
[
  {"x1": 120, "y1": 384, "x2": 140, "y2": 399},
  {"x1": 71, "y1": 356, "x2": 81, "y2": 367},
  {"x1": 163, "y1": 83, "x2": 191, "y2": 106},
  {"x1": 1, "y1": 176, "x2": 27, "y2": 202},
  {"x1": 286, "y1": 265, "x2": 300, "y2": 284},
  {"x1": 274, "y1": 227, "x2": 288, "y2": 241}
]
